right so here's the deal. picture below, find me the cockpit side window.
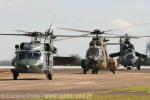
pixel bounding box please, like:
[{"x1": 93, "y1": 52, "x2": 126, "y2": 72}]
[{"x1": 98, "y1": 49, "x2": 103, "y2": 56}]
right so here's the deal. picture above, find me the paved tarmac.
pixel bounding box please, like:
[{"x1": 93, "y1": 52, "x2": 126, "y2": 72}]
[{"x1": 0, "y1": 66, "x2": 150, "y2": 99}]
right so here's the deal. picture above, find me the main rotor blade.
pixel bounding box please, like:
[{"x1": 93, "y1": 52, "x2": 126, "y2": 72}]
[
  {"x1": 106, "y1": 35, "x2": 150, "y2": 38},
  {"x1": 52, "y1": 35, "x2": 92, "y2": 38},
  {"x1": 55, "y1": 27, "x2": 91, "y2": 33},
  {"x1": 105, "y1": 22, "x2": 150, "y2": 32},
  {"x1": 54, "y1": 33, "x2": 91, "y2": 41},
  {"x1": 0, "y1": 33, "x2": 45, "y2": 37},
  {"x1": 0, "y1": 33, "x2": 27, "y2": 36},
  {"x1": 14, "y1": 30, "x2": 44, "y2": 35},
  {"x1": 54, "y1": 35, "x2": 127, "y2": 41}
]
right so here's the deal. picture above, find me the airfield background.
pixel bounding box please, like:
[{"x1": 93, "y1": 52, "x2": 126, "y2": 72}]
[
  {"x1": 1, "y1": 53, "x2": 150, "y2": 66},
  {"x1": 1, "y1": 39, "x2": 150, "y2": 66}
]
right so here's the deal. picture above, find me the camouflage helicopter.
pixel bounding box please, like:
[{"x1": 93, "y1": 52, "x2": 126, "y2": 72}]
[
  {"x1": 109, "y1": 34, "x2": 149, "y2": 70},
  {"x1": 80, "y1": 32, "x2": 118, "y2": 74},
  {"x1": 55, "y1": 28, "x2": 119, "y2": 74},
  {"x1": 0, "y1": 27, "x2": 78, "y2": 80}
]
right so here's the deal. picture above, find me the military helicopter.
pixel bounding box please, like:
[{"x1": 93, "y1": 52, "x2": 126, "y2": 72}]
[
  {"x1": 80, "y1": 32, "x2": 118, "y2": 74},
  {"x1": 109, "y1": 34, "x2": 149, "y2": 70},
  {"x1": 0, "y1": 27, "x2": 78, "y2": 80},
  {"x1": 54, "y1": 22, "x2": 150, "y2": 74},
  {"x1": 55, "y1": 28, "x2": 119, "y2": 74}
]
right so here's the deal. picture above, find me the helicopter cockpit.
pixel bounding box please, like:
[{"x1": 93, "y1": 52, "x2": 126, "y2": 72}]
[
  {"x1": 17, "y1": 51, "x2": 42, "y2": 60},
  {"x1": 86, "y1": 48, "x2": 103, "y2": 57},
  {"x1": 125, "y1": 48, "x2": 134, "y2": 54}
]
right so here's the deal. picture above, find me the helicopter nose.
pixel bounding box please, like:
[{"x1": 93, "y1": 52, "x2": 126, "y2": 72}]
[
  {"x1": 88, "y1": 57, "x2": 97, "y2": 64},
  {"x1": 128, "y1": 59, "x2": 133, "y2": 63},
  {"x1": 126, "y1": 58, "x2": 135, "y2": 65}
]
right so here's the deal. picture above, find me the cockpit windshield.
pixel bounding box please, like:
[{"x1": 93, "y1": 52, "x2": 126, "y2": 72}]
[
  {"x1": 33, "y1": 53, "x2": 41, "y2": 59},
  {"x1": 18, "y1": 52, "x2": 42, "y2": 60},
  {"x1": 125, "y1": 48, "x2": 134, "y2": 54},
  {"x1": 86, "y1": 48, "x2": 102, "y2": 57},
  {"x1": 127, "y1": 54, "x2": 134, "y2": 59},
  {"x1": 19, "y1": 53, "x2": 26, "y2": 59}
]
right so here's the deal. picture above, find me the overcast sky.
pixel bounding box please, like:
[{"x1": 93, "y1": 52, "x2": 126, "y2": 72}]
[{"x1": 0, "y1": 0, "x2": 150, "y2": 60}]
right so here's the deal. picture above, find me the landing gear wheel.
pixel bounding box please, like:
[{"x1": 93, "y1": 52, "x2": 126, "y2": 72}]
[
  {"x1": 92, "y1": 70, "x2": 95, "y2": 74},
  {"x1": 13, "y1": 73, "x2": 18, "y2": 80},
  {"x1": 92, "y1": 69, "x2": 98, "y2": 74},
  {"x1": 110, "y1": 68, "x2": 115, "y2": 74},
  {"x1": 137, "y1": 66, "x2": 141, "y2": 70},
  {"x1": 47, "y1": 73, "x2": 52, "y2": 80},
  {"x1": 127, "y1": 67, "x2": 132, "y2": 70},
  {"x1": 11, "y1": 69, "x2": 19, "y2": 80},
  {"x1": 83, "y1": 69, "x2": 87, "y2": 74},
  {"x1": 112, "y1": 68, "x2": 115, "y2": 74},
  {"x1": 46, "y1": 71, "x2": 52, "y2": 80}
]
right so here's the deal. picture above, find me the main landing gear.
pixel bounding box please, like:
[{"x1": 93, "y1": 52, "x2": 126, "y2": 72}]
[
  {"x1": 11, "y1": 69, "x2": 19, "y2": 80},
  {"x1": 109, "y1": 68, "x2": 116, "y2": 74},
  {"x1": 137, "y1": 65, "x2": 141, "y2": 70},
  {"x1": 46, "y1": 70, "x2": 52, "y2": 80}
]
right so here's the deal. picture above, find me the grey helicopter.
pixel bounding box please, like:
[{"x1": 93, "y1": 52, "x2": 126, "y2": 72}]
[
  {"x1": 109, "y1": 34, "x2": 149, "y2": 70},
  {"x1": 0, "y1": 27, "x2": 78, "y2": 80}
]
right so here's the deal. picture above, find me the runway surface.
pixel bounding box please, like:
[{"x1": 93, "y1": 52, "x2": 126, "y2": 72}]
[{"x1": 0, "y1": 66, "x2": 150, "y2": 99}]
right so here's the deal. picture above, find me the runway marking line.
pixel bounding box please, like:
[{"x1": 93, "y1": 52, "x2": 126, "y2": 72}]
[
  {"x1": 143, "y1": 77, "x2": 150, "y2": 79},
  {"x1": 73, "y1": 82, "x2": 95, "y2": 85},
  {"x1": 49, "y1": 83, "x2": 65, "y2": 86},
  {"x1": 0, "y1": 72, "x2": 11, "y2": 74}
]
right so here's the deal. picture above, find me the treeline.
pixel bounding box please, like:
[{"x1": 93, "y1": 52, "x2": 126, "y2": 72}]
[
  {"x1": 0, "y1": 60, "x2": 12, "y2": 66},
  {"x1": 69, "y1": 54, "x2": 82, "y2": 66}
]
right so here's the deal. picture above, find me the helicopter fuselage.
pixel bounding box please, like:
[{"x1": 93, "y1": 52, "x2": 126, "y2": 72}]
[
  {"x1": 13, "y1": 50, "x2": 53, "y2": 73},
  {"x1": 81, "y1": 37, "x2": 117, "y2": 74},
  {"x1": 85, "y1": 51, "x2": 107, "y2": 70},
  {"x1": 11, "y1": 41, "x2": 76, "y2": 80},
  {"x1": 10, "y1": 41, "x2": 55, "y2": 80},
  {"x1": 119, "y1": 52, "x2": 137, "y2": 67},
  {"x1": 110, "y1": 38, "x2": 146, "y2": 70}
]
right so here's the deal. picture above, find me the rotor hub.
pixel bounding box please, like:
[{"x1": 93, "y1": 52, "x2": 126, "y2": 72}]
[{"x1": 91, "y1": 29, "x2": 104, "y2": 36}]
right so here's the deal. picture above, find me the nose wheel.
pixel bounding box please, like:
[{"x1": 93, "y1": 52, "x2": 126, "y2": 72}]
[
  {"x1": 137, "y1": 65, "x2": 141, "y2": 70},
  {"x1": 83, "y1": 69, "x2": 87, "y2": 74},
  {"x1": 127, "y1": 67, "x2": 132, "y2": 70},
  {"x1": 92, "y1": 69, "x2": 98, "y2": 74},
  {"x1": 83, "y1": 68, "x2": 89, "y2": 74}
]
